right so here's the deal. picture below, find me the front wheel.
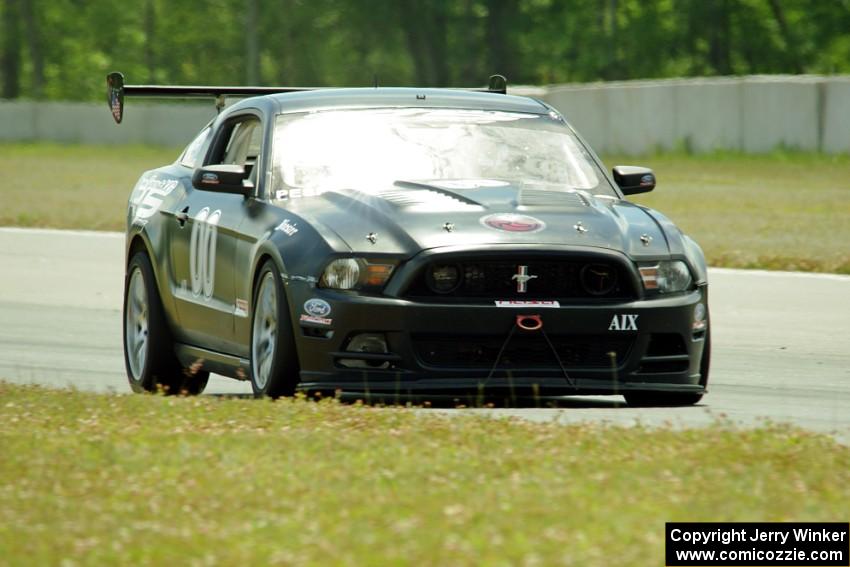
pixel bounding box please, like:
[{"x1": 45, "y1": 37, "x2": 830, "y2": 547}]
[
  {"x1": 123, "y1": 252, "x2": 209, "y2": 395},
  {"x1": 250, "y1": 260, "x2": 300, "y2": 398},
  {"x1": 624, "y1": 391, "x2": 703, "y2": 407}
]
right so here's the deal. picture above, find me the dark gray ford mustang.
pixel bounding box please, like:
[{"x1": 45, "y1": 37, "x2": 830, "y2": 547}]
[{"x1": 110, "y1": 73, "x2": 710, "y2": 405}]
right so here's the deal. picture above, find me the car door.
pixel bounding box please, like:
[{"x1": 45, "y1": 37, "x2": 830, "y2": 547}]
[{"x1": 168, "y1": 112, "x2": 264, "y2": 355}]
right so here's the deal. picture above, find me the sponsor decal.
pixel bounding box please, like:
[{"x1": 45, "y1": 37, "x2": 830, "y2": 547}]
[
  {"x1": 303, "y1": 298, "x2": 331, "y2": 317},
  {"x1": 130, "y1": 176, "x2": 179, "y2": 222},
  {"x1": 274, "y1": 218, "x2": 299, "y2": 236},
  {"x1": 480, "y1": 213, "x2": 546, "y2": 233},
  {"x1": 495, "y1": 300, "x2": 560, "y2": 308},
  {"x1": 282, "y1": 274, "x2": 318, "y2": 285},
  {"x1": 201, "y1": 172, "x2": 219, "y2": 185},
  {"x1": 512, "y1": 265, "x2": 537, "y2": 293},
  {"x1": 189, "y1": 208, "x2": 222, "y2": 300},
  {"x1": 300, "y1": 314, "x2": 332, "y2": 326},
  {"x1": 274, "y1": 187, "x2": 327, "y2": 201},
  {"x1": 234, "y1": 298, "x2": 249, "y2": 317},
  {"x1": 608, "y1": 314, "x2": 639, "y2": 331}
]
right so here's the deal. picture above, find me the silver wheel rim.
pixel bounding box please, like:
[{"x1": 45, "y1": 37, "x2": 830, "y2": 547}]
[
  {"x1": 252, "y1": 272, "x2": 277, "y2": 390},
  {"x1": 125, "y1": 267, "x2": 149, "y2": 379}
]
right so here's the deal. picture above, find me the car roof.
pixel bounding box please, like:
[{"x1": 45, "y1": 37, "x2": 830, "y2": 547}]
[{"x1": 230, "y1": 88, "x2": 550, "y2": 116}]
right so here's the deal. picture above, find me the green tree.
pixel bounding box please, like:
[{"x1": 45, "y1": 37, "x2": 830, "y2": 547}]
[
  {"x1": 1, "y1": 0, "x2": 21, "y2": 98},
  {"x1": 4, "y1": 0, "x2": 850, "y2": 101}
]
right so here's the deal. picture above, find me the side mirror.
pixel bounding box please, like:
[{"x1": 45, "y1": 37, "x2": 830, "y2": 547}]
[
  {"x1": 192, "y1": 164, "x2": 253, "y2": 196},
  {"x1": 613, "y1": 166, "x2": 655, "y2": 195}
]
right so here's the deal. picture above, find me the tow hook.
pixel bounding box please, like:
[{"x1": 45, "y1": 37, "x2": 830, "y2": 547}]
[{"x1": 516, "y1": 314, "x2": 543, "y2": 331}]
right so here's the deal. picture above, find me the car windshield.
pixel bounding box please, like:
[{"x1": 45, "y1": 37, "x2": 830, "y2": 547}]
[{"x1": 271, "y1": 108, "x2": 614, "y2": 197}]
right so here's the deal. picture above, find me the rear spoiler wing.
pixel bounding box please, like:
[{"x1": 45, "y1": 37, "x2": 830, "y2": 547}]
[{"x1": 106, "y1": 72, "x2": 508, "y2": 124}]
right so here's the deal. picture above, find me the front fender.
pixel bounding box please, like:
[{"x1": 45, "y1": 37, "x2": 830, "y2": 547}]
[
  {"x1": 639, "y1": 207, "x2": 707, "y2": 285},
  {"x1": 681, "y1": 234, "x2": 708, "y2": 285}
]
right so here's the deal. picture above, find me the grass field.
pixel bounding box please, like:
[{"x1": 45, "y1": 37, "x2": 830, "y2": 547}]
[
  {"x1": 1, "y1": 382, "x2": 848, "y2": 566},
  {"x1": 0, "y1": 143, "x2": 175, "y2": 231},
  {"x1": 623, "y1": 151, "x2": 850, "y2": 274},
  {"x1": 1, "y1": 143, "x2": 848, "y2": 272}
]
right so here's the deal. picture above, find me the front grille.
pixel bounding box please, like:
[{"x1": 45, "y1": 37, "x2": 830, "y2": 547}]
[
  {"x1": 414, "y1": 334, "x2": 634, "y2": 369},
  {"x1": 404, "y1": 258, "x2": 636, "y2": 302}
]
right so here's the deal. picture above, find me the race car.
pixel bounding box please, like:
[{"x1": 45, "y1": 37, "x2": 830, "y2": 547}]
[{"x1": 109, "y1": 72, "x2": 710, "y2": 405}]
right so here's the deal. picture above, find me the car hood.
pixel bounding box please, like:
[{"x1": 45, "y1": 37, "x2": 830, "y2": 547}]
[{"x1": 281, "y1": 180, "x2": 672, "y2": 260}]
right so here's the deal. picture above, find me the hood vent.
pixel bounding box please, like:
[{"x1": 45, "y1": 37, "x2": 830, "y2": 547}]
[
  {"x1": 518, "y1": 188, "x2": 589, "y2": 209},
  {"x1": 376, "y1": 182, "x2": 484, "y2": 211}
]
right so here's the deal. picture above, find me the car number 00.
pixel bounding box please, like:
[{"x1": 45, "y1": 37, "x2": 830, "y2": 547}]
[{"x1": 189, "y1": 207, "x2": 221, "y2": 299}]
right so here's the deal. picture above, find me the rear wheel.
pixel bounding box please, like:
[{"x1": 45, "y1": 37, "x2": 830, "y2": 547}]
[
  {"x1": 250, "y1": 260, "x2": 300, "y2": 398},
  {"x1": 624, "y1": 331, "x2": 710, "y2": 408},
  {"x1": 123, "y1": 252, "x2": 209, "y2": 395}
]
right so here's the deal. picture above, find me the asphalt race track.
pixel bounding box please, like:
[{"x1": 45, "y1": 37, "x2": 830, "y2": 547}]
[{"x1": 1, "y1": 227, "x2": 848, "y2": 441}]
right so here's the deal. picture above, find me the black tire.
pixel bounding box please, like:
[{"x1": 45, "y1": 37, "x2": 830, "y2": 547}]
[
  {"x1": 249, "y1": 260, "x2": 300, "y2": 398},
  {"x1": 624, "y1": 331, "x2": 710, "y2": 408},
  {"x1": 123, "y1": 252, "x2": 209, "y2": 395},
  {"x1": 624, "y1": 391, "x2": 703, "y2": 407}
]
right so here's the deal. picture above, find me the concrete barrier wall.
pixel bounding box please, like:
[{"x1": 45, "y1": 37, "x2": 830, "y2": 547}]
[
  {"x1": 0, "y1": 100, "x2": 215, "y2": 147},
  {"x1": 822, "y1": 77, "x2": 850, "y2": 154},
  {"x1": 1, "y1": 75, "x2": 848, "y2": 154},
  {"x1": 538, "y1": 75, "x2": 849, "y2": 155}
]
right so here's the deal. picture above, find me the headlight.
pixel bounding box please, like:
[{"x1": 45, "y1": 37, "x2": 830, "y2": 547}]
[
  {"x1": 639, "y1": 261, "x2": 692, "y2": 293},
  {"x1": 319, "y1": 258, "x2": 395, "y2": 291},
  {"x1": 320, "y1": 258, "x2": 361, "y2": 289}
]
